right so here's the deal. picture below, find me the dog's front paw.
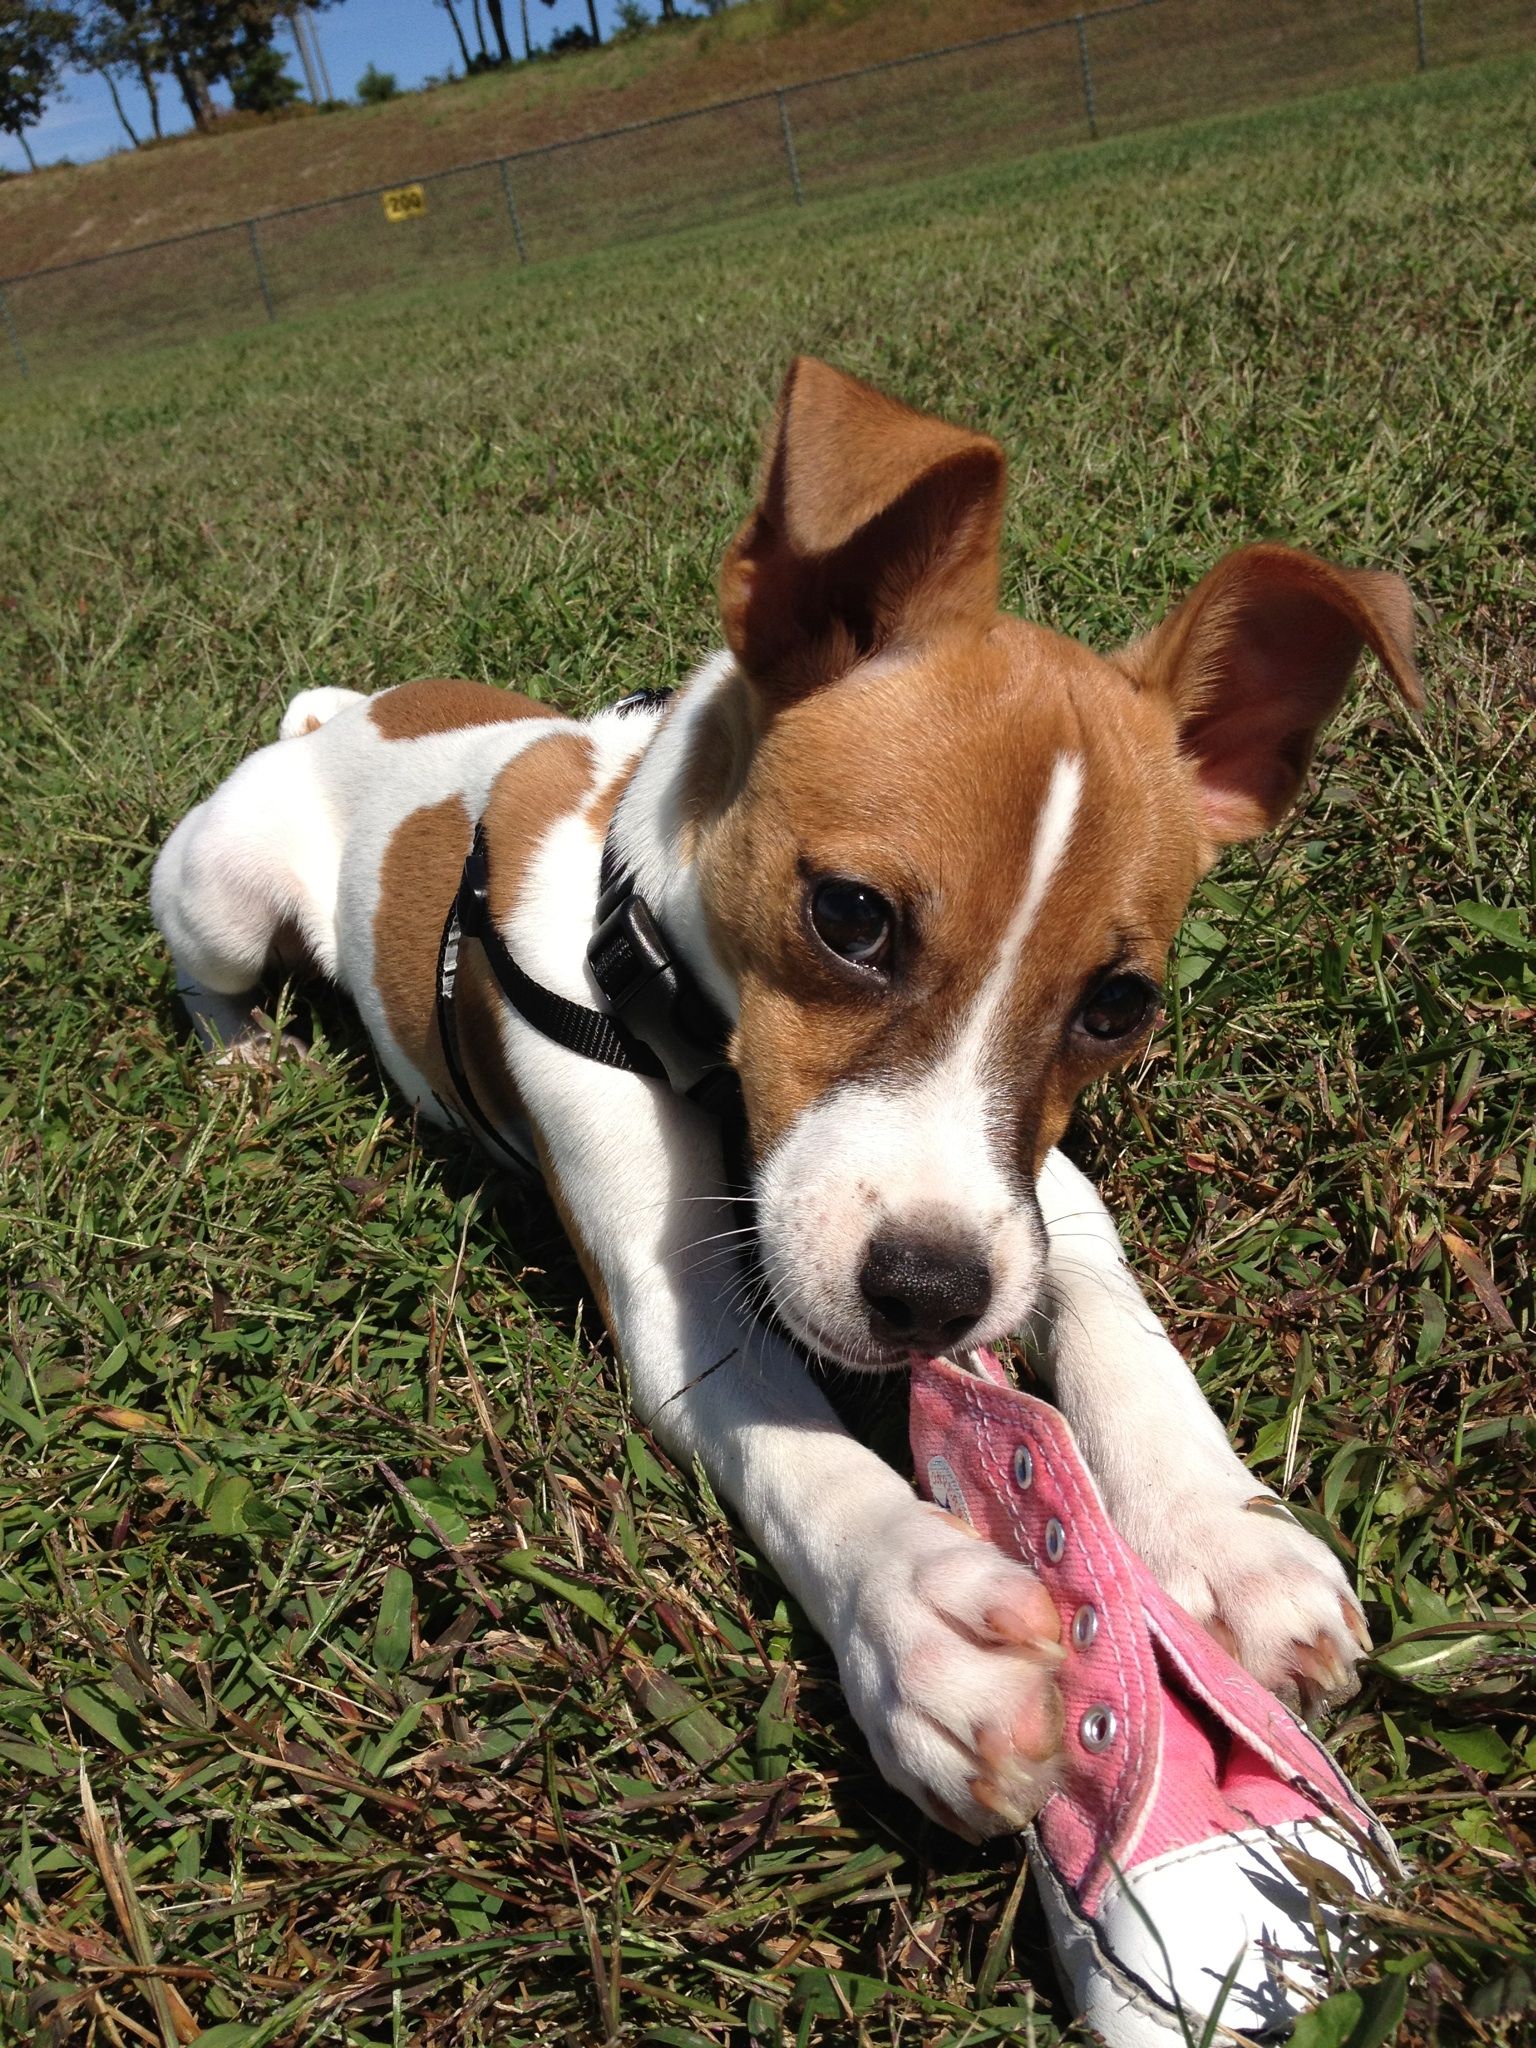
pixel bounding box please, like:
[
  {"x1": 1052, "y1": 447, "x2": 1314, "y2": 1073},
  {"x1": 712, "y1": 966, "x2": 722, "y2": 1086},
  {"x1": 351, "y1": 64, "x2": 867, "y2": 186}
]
[
  {"x1": 834, "y1": 1503, "x2": 1064, "y2": 1839},
  {"x1": 1140, "y1": 1494, "x2": 1370, "y2": 1714}
]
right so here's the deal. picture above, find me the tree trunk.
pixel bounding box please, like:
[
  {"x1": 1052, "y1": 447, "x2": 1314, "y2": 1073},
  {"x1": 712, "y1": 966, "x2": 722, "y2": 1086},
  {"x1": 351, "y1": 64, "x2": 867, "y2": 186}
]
[
  {"x1": 658, "y1": 0, "x2": 677, "y2": 17},
  {"x1": 168, "y1": 47, "x2": 213, "y2": 130},
  {"x1": 17, "y1": 128, "x2": 38, "y2": 170},
  {"x1": 100, "y1": 66, "x2": 143, "y2": 146},
  {"x1": 470, "y1": 0, "x2": 489, "y2": 61},
  {"x1": 585, "y1": 0, "x2": 600, "y2": 42},
  {"x1": 518, "y1": 0, "x2": 532, "y2": 60},
  {"x1": 440, "y1": 0, "x2": 473, "y2": 71},
  {"x1": 484, "y1": 0, "x2": 513, "y2": 64},
  {"x1": 136, "y1": 57, "x2": 164, "y2": 139}
]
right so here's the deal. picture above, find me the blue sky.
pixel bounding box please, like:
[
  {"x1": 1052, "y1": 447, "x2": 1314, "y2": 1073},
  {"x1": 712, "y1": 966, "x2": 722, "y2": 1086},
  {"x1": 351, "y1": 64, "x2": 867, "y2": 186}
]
[{"x1": 0, "y1": 0, "x2": 645, "y2": 176}]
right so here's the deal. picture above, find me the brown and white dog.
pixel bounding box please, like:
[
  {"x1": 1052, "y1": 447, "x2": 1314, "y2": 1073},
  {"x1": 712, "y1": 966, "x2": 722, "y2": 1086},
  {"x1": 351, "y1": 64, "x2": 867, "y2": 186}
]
[{"x1": 151, "y1": 359, "x2": 1421, "y2": 1840}]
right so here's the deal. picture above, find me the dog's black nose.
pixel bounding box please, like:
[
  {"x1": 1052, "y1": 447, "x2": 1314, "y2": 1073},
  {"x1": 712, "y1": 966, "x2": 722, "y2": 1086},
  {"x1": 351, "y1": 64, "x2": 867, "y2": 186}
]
[{"x1": 859, "y1": 1235, "x2": 992, "y2": 1352}]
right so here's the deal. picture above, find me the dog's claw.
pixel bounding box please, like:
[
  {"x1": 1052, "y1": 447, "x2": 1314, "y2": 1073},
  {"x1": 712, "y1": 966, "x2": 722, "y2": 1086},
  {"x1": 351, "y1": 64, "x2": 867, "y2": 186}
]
[
  {"x1": 1285, "y1": 1626, "x2": 1363, "y2": 1712},
  {"x1": 1342, "y1": 1595, "x2": 1373, "y2": 1653}
]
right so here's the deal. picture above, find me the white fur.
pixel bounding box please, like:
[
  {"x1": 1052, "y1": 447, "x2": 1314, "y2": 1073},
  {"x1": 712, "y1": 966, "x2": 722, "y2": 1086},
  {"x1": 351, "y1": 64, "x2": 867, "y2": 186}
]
[
  {"x1": 963, "y1": 751, "x2": 1083, "y2": 1053},
  {"x1": 151, "y1": 671, "x2": 1367, "y2": 1837},
  {"x1": 608, "y1": 652, "x2": 742, "y2": 1022},
  {"x1": 754, "y1": 753, "x2": 1082, "y2": 1365}
]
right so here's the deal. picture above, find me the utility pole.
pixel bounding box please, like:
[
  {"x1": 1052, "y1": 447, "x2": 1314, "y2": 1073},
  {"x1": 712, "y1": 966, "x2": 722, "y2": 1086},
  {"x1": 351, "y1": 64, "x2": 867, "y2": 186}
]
[
  {"x1": 287, "y1": 5, "x2": 320, "y2": 101},
  {"x1": 305, "y1": 6, "x2": 335, "y2": 103}
]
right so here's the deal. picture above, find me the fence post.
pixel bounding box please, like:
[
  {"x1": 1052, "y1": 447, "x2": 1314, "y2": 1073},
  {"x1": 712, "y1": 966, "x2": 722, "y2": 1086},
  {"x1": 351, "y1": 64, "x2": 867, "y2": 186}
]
[
  {"x1": 498, "y1": 159, "x2": 529, "y2": 263},
  {"x1": 246, "y1": 219, "x2": 276, "y2": 322},
  {"x1": 1412, "y1": 0, "x2": 1427, "y2": 70},
  {"x1": 0, "y1": 283, "x2": 28, "y2": 379},
  {"x1": 1075, "y1": 13, "x2": 1099, "y2": 140},
  {"x1": 776, "y1": 89, "x2": 805, "y2": 206}
]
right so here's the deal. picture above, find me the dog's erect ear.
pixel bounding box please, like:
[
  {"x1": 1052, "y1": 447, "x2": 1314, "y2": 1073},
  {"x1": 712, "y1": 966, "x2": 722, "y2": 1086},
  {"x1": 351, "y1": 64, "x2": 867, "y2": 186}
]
[
  {"x1": 719, "y1": 357, "x2": 1006, "y2": 703},
  {"x1": 1117, "y1": 543, "x2": 1423, "y2": 846}
]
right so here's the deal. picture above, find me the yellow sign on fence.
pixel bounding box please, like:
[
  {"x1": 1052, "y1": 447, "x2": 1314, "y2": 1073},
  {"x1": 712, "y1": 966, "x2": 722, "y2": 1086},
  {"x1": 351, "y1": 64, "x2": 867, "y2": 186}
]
[{"x1": 381, "y1": 184, "x2": 427, "y2": 224}]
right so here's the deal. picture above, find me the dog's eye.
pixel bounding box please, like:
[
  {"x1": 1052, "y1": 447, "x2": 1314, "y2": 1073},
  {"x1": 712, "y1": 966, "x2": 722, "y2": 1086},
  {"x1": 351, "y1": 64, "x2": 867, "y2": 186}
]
[
  {"x1": 1078, "y1": 972, "x2": 1157, "y2": 1042},
  {"x1": 809, "y1": 878, "x2": 894, "y2": 970}
]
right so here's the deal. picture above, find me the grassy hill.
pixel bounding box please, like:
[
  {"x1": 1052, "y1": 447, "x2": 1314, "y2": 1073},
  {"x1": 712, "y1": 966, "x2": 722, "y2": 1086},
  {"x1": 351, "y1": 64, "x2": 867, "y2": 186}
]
[
  {"x1": 3, "y1": 0, "x2": 1533, "y2": 282},
  {"x1": 0, "y1": 0, "x2": 1073, "y2": 276}
]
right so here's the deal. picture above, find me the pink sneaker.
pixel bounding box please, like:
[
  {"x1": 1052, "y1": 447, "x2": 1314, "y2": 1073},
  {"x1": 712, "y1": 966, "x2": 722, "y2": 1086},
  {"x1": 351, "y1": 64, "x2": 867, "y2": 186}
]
[{"x1": 910, "y1": 1351, "x2": 1399, "y2": 2046}]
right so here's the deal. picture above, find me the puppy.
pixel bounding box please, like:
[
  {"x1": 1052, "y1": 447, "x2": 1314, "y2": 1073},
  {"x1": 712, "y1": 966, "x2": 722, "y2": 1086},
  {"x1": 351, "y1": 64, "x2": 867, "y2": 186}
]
[{"x1": 152, "y1": 358, "x2": 1420, "y2": 1838}]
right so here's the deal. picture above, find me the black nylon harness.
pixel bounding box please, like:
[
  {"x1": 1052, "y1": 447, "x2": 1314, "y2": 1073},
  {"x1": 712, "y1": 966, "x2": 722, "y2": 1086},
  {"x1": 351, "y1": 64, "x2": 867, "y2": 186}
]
[{"x1": 433, "y1": 689, "x2": 745, "y2": 1167}]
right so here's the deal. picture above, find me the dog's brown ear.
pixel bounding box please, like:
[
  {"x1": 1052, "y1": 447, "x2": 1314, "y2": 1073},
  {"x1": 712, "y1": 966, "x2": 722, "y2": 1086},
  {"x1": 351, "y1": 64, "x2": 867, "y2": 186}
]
[
  {"x1": 720, "y1": 357, "x2": 1006, "y2": 703},
  {"x1": 1117, "y1": 543, "x2": 1423, "y2": 846}
]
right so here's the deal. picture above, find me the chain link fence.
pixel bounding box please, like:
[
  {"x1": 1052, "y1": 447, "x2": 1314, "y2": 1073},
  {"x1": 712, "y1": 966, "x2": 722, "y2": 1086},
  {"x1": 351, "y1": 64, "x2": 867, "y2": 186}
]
[{"x1": 2, "y1": 0, "x2": 1531, "y2": 382}]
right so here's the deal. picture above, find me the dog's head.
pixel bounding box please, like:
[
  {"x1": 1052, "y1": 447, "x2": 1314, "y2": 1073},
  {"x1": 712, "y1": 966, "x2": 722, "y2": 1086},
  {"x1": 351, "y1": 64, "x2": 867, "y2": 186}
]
[{"x1": 685, "y1": 358, "x2": 1421, "y2": 1368}]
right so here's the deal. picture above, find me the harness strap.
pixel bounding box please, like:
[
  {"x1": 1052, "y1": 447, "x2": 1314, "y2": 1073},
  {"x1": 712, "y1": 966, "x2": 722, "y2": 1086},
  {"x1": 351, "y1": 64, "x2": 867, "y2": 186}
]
[
  {"x1": 462, "y1": 822, "x2": 670, "y2": 1080},
  {"x1": 433, "y1": 687, "x2": 745, "y2": 1161},
  {"x1": 434, "y1": 876, "x2": 531, "y2": 1169}
]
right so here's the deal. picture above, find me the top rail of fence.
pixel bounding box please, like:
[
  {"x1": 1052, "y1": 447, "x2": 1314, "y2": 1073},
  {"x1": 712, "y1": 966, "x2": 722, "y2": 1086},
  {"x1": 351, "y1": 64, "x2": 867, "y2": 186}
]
[{"x1": 0, "y1": 0, "x2": 1161, "y2": 290}]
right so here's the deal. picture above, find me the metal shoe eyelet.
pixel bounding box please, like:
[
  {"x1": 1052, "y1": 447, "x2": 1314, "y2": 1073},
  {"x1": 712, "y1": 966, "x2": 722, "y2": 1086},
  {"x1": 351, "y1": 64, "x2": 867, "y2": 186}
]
[
  {"x1": 1071, "y1": 1603, "x2": 1098, "y2": 1649},
  {"x1": 1044, "y1": 1517, "x2": 1066, "y2": 1563},
  {"x1": 1080, "y1": 1705, "x2": 1117, "y2": 1751},
  {"x1": 1012, "y1": 1444, "x2": 1033, "y2": 1490}
]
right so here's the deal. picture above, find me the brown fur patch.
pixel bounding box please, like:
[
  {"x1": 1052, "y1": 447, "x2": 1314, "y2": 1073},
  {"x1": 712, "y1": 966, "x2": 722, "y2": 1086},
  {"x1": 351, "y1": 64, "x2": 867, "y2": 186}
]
[
  {"x1": 374, "y1": 794, "x2": 476, "y2": 1107},
  {"x1": 481, "y1": 732, "x2": 598, "y2": 922},
  {"x1": 1115, "y1": 544, "x2": 1421, "y2": 846},
  {"x1": 677, "y1": 671, "x2": 760, "y2": 852},
  {"x1": 696, "y1": 367, "x2": 1417, "y2": 1192},
  {"x1": 373, "y1": 729, "x2": 603, "y2": 1137},
  {"x1": 369, "y1": 679, "x2": 565, "y2": 743}
]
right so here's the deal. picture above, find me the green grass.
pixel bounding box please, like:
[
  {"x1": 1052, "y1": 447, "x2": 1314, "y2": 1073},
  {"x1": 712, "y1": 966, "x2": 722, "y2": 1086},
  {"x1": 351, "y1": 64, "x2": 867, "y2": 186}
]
[{"x1": 2, "y1": 54, "x2": 1533, "y2": 2048}]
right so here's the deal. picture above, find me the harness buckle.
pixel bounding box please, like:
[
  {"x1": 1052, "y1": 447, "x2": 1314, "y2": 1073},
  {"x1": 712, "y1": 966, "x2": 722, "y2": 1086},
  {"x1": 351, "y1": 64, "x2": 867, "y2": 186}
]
[
  {"x1": 587, "y1": 889, "x2": 736, "y2": 1107},
  {"x1": 458, "y1": 824, "x2": 492, "y2": 935}
]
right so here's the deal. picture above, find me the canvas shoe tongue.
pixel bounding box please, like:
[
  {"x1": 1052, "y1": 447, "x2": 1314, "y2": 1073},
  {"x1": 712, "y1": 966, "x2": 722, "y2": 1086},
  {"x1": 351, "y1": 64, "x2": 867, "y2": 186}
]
[{"x1": 910, "y1": 1353, "x2": 1398, "y2": 2047}]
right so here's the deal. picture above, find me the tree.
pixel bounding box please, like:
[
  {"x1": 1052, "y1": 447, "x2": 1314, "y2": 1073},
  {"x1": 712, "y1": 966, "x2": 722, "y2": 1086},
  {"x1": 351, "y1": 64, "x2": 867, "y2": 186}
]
[
  {"x1": 483, "y1": 0, "x2": 511, "y2": 64},
  {"x1": 0, "y1": 0, "x2": 76, "y2": 169},
  {"x1": 75, "y1": 0, "x2": 166, "y2": 144},
  {"x1": 433, "y1": 0, "x2": 471, "y2": 72},
  {"x1": 138, "y1": 1, "x2": 245, "y2": 128},
  {"x1": 229, "y1": 29, "x2": 297, "y2": 109},
  {"x1": 537, "y1": 0, "x2": 599, "y2": 49},
  {"x1": 138, "y1": 1, "x2": 332, "y2": 132},
  {"x1": 356, "y1": 59, "x2": 395, "y2": 103},
  {"x1": 107, "y1": 0, "x2": 166, "y2": 137}
]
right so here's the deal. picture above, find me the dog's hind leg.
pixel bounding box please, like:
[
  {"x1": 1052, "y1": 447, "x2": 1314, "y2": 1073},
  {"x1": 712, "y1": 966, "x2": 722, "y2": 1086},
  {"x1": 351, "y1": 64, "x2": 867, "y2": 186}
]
[
  {"x1": 151, "y1": 737, "x2": 341, "y2": 1060},
  {"x1": 278, "y1": 686, "x2": 366, "y2": 741}
]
